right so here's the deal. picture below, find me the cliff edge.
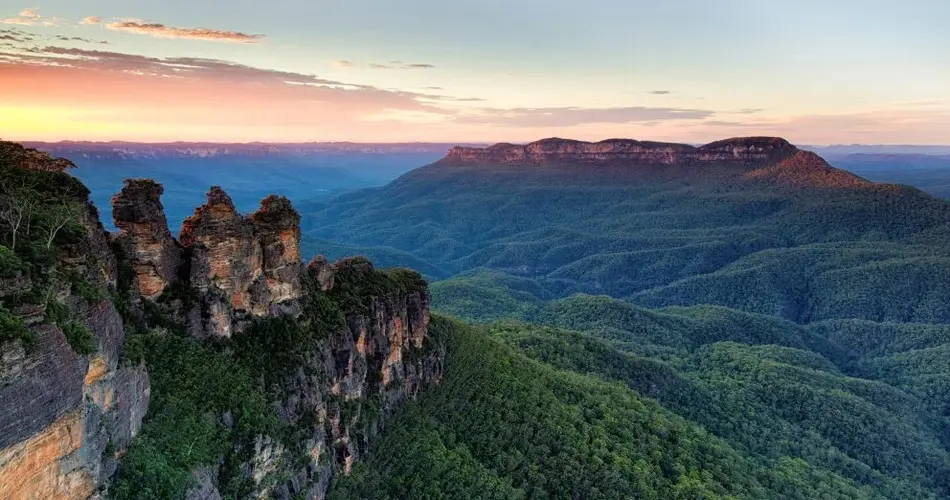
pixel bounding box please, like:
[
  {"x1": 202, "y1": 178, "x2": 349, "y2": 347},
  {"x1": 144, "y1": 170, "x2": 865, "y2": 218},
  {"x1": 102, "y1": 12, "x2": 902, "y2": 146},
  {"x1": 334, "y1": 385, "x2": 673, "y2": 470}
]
[{"x1": 0, "y1": 142, "x2": 444, "y2": 500}]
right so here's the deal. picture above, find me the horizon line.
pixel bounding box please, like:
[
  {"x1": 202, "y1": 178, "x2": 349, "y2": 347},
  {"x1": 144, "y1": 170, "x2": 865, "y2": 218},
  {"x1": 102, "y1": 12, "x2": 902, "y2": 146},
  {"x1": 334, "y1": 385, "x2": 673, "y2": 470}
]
[{"x1": 10, "y1": 138, "x2": 950, "y2": 149}]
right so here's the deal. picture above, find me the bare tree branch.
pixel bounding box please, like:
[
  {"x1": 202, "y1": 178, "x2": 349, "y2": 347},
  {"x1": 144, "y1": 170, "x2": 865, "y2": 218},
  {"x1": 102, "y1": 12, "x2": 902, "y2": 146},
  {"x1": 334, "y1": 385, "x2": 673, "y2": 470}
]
[{"x1": 0, "y1": 176, "x2": 39, "y2": 251}]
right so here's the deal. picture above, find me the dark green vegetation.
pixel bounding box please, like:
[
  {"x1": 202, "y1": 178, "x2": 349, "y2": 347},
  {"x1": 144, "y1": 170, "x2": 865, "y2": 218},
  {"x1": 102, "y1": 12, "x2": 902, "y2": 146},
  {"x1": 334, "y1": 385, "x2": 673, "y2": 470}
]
[
  {"x1": 307, "y1": 144, "x2": 950, "y2": 498},
  {"x1": 112, "y1": 334, "x2": 281, "y2": 499},
  {"x1": 111, "y1": 257, "x2": 429, "y2": 499},
  {"x1": 331, "y1": 314, "x2": 950, "y2": 499},
  {"x1": 14, "y1": 139, "x2": 950, "y2": 498},
  {"x1": 0, "y1": 144, "x2": 98, "y2": 353},
  {"x1": 302, "y1": 148, "x2": 950, "y2": 325}
]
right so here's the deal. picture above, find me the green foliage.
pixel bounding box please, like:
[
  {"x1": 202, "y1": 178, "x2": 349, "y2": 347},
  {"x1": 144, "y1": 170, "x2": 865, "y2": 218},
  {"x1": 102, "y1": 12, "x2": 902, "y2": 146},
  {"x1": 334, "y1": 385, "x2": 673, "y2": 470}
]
[
  {"x1": 0, "y1": 304, "x2": 31, "y2": 347},
  {"x1": 66, "y1": 270, "x2": 105, "y2": 302},
  {"x1": 431, "y1": 269, "x2": 549, "y2": 322},
  {"x1": 0, "y1": 245, "x2": 23, "y2": 277},
  {"x1": 303, "y1": 156, "x2": 950, "y2": 324},
  {"x1": 325, "y1": 256, "x2": 426, "y2": 315},
  {"x1": 0, "y1": 150, "x2": 106, "y2": 355},
  {"x1": 333, "y1": 315, "x2": 894, "y2": 499},
  {"x1": 31, "y1": 145, "x2": 949, "y2": 499},
  {"x1": 114, "y1": 255, "x2": 430, "y2": 498},
  {"x1": 112, "y1": 333, "x2": 281, "y2": 500},
  {"x1": 61, "y1": 320, "x2": 96, "y2": 355}
]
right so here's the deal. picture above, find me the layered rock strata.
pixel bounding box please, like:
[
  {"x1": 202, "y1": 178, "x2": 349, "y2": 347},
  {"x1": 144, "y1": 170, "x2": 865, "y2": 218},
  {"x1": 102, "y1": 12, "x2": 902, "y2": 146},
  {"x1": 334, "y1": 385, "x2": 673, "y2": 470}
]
[
  {"x1": 442, "y1": 136, "x2": 800, "y2": 166},
  {"x1": 0, "y1": 150, "x2": 149, "y2": 499}
]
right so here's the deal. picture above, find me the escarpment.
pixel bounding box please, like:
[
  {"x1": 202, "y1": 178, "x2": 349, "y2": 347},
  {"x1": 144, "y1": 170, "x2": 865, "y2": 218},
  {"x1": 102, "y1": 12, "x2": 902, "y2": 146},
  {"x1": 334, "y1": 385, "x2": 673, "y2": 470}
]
[
  {"x1": 1, "y1": 143, "x2": 444, "y2": 500},
  {"x1": 441, "y1": 136, "x2": 801, "y2": 166},
  {"x1": 0, "y1": 144, "x2": 149, "y2": 500}
]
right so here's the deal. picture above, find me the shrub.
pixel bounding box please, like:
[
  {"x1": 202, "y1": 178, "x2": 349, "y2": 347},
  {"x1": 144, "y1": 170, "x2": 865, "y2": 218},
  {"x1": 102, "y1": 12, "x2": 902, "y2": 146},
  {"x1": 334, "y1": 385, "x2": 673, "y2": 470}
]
[
  {"x1": 0, "y1": 305, "x2": 32, "y2": 347},
  {"x1": 0, "y1": 245, "x2": 23, "y2": 277},
  {"x1": 62, "y1": 320, "x2": 96, "y2": 355}
]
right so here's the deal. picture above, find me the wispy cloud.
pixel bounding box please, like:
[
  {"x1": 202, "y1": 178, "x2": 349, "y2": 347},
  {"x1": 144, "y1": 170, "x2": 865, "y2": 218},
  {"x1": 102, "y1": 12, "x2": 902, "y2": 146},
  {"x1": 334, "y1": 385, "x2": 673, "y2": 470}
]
[
  {"x1": 0, "y1": 45, "x2": 464, "y2": 117},
  {"x1": 105, "y1": 21, "x2": 263, "y2": 43},
  {"x1": 370, "y1": 61, "x2": 435, "y2": 70},
  {"x1": 2, "y1": 8, "x2": 60, "y2": 27},
  {"x1": 457, "y1": 106, "x2": 714, "y2": 127},
  {"x1": 55, "y1": 34, "x2": 107, "y2": 44},
  {"x1": 2, "y1": 10, "x2": 262, "y2": 43},
  {"x1": 649, "y1": 90, "x2": 672, "y2": 95},
  {"x1": 341, "y1": 60, "x2": 436, "y2": 70},
  {"x1": 0, "y1": 28, "x2": 32, "y2": 42}
]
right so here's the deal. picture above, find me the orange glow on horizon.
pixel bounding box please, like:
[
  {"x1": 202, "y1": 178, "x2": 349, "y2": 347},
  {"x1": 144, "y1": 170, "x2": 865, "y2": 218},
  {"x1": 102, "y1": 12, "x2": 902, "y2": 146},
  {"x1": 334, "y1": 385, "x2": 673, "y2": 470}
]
[{"x1": 1, "y1": 62, "x2": 949, "y2": 145}]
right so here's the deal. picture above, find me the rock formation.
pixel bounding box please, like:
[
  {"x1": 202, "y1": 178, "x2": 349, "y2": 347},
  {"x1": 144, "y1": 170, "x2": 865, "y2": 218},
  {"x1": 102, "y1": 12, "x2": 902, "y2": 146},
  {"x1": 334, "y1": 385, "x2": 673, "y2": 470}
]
[
  {"x1": 109, "y1": 179, "x2": 440, "y2": 499},
  {"x1": 441, "y1": 136, "x2": 800, "y2": 166},
  {"x1": 114, "y1": 184, "x2": 303, "y2": 337},
  {"x1": 0, "y1": 142, "x2": 440, "y2": 500},
  {"x1": 111, "y1": 179, "x2": 181, "y2": 299}
]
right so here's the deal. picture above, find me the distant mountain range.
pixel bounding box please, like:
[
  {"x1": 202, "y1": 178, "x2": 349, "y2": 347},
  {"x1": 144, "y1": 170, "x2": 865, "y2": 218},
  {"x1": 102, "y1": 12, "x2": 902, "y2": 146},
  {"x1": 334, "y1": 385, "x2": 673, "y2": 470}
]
[
  {"x1": 19, "y1": 140, "x2": 950, "y2": 160},
  {"x1": 20, "y1": 141, "x2": 483, "y2": 160}
]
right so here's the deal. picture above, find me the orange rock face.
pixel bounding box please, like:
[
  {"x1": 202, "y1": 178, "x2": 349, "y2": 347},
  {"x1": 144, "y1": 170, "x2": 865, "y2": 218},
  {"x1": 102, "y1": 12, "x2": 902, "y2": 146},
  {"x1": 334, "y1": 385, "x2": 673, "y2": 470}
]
[
  {"x1": 179, "y1": 187, "x2": 303, "y2": 335},
  {"x1": 0, "y1": 411, "x2": 93, "y2": 500}
]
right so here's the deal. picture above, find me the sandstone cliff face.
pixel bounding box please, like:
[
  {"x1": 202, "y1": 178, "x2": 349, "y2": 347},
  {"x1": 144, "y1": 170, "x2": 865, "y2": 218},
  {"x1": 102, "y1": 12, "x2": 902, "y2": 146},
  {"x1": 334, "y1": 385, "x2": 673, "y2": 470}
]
[
  {"x1": 179, "y1": 188, "x2": 303, "y2": 323},
  {"x1": 0, "y1": 154, "x2": 149, "y2": 500},
  {"x1": 237, "y1": 258, "x2": 442, "y2": 500},
  {"x1": 442, "y1": 136, "x2": 799, "y2": 166},
  {"x1": 0, "y1": 307, "x2": 147, "y2": 500}
]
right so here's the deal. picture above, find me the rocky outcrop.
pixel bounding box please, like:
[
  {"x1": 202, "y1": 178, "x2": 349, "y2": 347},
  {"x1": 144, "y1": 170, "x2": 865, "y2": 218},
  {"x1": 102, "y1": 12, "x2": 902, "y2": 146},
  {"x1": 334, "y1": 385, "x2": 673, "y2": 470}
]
[
  {"x1": 180, "y1": 188, "x2": 302, "y2": 320},
  {"x1": 2, "y1": 144, "x2": 443, "y2": 500},
  {"x1": 441, "y1": 136, "x2": 800, "y2": 166},
  {"x1": 112, "y1": 179, "x2": 181, "y2": 299},
  {"x1": 114, "y1": 184, "x2": 303, "y2": 337},
  {"x1": 0, "y1": 304, "x2": 149, "y2": 500}
]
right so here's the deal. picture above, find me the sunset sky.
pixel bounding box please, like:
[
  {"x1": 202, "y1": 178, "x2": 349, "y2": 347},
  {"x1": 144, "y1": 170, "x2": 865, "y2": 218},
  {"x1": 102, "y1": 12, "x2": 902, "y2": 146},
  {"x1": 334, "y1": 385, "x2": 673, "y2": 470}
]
[{"x1": 1, "y1": 1, "x2": 948, "y2": 144}]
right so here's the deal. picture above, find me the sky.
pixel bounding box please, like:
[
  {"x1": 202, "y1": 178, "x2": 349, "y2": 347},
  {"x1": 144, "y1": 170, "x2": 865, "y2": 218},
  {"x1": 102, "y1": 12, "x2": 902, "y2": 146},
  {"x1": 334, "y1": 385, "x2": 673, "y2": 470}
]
[{"x1": 1, "y1": 1, "x2": 948, "y2": 144}]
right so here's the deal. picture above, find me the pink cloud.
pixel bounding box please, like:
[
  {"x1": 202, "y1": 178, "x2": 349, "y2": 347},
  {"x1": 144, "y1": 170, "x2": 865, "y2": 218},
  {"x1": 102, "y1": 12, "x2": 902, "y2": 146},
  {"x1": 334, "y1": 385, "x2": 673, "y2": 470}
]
[{"x1": 105, "y1": 21, "x2": 263, "y2": 43}]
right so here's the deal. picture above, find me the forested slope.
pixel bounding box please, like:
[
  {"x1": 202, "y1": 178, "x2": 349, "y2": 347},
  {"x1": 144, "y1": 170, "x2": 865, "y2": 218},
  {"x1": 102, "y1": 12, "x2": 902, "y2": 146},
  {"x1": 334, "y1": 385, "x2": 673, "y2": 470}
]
[
  {"x1": 302, "y1": 138, "x2": 950, "y2": 324},
  {"x1": 315, "y1": 138, "x2": 950, "y2": 498}
]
